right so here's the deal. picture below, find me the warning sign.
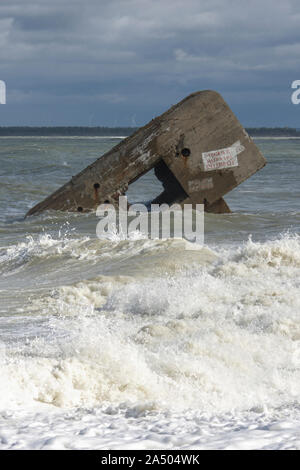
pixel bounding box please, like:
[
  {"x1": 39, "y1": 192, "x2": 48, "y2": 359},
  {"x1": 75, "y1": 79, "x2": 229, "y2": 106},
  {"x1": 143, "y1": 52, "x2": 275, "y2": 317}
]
[{"x1": 202, "y1": 145, "x2": 240, "y2": 171}]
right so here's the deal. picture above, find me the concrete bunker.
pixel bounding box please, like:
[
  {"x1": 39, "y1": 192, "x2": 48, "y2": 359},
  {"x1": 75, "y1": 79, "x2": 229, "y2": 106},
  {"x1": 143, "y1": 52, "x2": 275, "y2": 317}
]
[{"x1": 26, "y1": 90, "x2": 266, "y2": 217}]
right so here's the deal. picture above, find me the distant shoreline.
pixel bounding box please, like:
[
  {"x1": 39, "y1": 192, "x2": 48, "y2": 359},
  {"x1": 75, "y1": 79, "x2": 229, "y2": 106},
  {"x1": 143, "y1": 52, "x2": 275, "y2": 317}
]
[
  {"x1": 0, "y1": 135, "x2": 128, "y2": 139},
  {"x1": 0, "y1": 127, "x2": 137, "y2": 137},
  {"x1": 1, "y1": 135, "x2": 300, "y2": 141},
  {"x1": 0, "y1": 126, "x2": 300, "y2": 137}
]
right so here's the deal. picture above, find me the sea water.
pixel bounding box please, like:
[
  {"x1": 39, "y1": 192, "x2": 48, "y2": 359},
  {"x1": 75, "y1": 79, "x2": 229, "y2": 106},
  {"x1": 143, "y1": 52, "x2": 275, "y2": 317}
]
[{"x1": 0, "y1": 136, "x2": 299, "y2": 449}]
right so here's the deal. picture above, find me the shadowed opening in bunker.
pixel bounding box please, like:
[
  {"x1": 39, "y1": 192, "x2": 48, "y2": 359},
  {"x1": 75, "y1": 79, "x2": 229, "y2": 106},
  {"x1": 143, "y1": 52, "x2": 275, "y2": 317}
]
[{"x1": 126, "y1": 160, "x2": 188, "y2": 208}]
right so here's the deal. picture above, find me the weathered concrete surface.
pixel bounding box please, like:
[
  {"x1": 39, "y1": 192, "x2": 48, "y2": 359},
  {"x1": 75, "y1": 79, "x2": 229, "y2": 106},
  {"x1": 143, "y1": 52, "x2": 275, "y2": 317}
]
[{"x1": 26, "y1": 90, "x2": 266, "y2": 216}]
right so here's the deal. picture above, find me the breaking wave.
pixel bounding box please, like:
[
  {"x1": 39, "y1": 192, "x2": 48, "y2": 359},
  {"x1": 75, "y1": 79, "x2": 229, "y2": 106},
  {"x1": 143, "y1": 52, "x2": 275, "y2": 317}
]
[{"x1": 0, "y1": 233, "x2": 299, "y2": 415}]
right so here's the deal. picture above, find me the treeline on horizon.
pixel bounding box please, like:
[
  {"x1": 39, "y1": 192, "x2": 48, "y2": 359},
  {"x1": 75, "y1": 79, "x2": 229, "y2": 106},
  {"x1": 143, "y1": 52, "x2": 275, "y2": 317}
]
[
  {"x1": 0, "y1": 126, "x2": 299, "y2": 137},
  {"x1": 0, "y1": 126, "x2": 138, "y2": 136}
]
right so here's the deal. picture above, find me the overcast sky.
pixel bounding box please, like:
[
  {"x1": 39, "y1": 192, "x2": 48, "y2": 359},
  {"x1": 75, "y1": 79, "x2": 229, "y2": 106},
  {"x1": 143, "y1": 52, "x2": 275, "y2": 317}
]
[{"x1": 1, "y1": 0, "x2": 300, "y2": 126}]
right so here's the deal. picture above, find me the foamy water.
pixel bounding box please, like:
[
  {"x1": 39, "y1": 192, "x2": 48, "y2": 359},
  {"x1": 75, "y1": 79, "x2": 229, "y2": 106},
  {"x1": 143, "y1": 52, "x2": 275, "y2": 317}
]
[{"x1": 0, "y1": 137, "x2": 299, "y2": 449}]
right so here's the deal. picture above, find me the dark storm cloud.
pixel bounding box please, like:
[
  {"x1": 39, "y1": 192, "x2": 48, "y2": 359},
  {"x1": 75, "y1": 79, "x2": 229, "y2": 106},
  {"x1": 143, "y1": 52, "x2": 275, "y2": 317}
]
[
  {"x1": 1, "y1": 0, "x2": 300, "y2": 125},
  {"x1": 13, "y1": 12, "x2": 75, "y2": 32}
]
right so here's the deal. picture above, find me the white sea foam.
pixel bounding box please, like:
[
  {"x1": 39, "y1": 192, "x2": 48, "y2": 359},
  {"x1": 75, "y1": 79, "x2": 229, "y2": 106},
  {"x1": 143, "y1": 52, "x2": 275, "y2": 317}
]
[{"x1": 0, "y1": 234, "x2": 299, "y2": 448}]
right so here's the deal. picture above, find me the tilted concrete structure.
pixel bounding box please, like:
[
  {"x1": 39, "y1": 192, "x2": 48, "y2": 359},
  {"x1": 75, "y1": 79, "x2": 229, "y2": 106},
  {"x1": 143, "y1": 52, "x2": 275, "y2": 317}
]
[{"x1": 26, "y1": 91, "x2": 266, "y2": 216}]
